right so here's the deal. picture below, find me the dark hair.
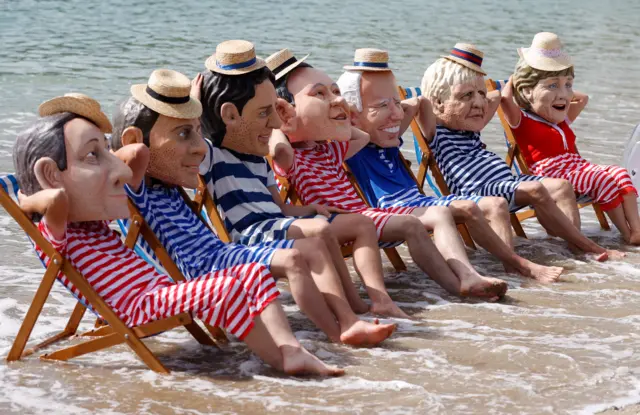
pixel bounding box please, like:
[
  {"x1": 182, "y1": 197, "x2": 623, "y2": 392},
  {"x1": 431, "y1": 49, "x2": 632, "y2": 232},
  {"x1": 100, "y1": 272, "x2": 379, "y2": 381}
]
[
  {"x1": 110, "y1": 96, "x2": 160, "y2": 150},
  {"x1": 13, "y1": 112, "x2": 85, "y2": 197},
  {"x1": 274, "y1": 62, "x2": 312, "y2": 104},
  {"x1": 200, "y1": 66, "x2": 275, "y2": 146}
]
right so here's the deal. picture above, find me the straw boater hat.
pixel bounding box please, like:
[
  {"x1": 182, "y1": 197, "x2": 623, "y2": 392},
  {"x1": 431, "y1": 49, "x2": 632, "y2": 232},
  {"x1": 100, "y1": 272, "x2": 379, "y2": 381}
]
[
  {"x1": 205, "y1": 40, "x2": 266, "y2": 75},
  {"x1": 38, "y1": 93, "x2": 113, "y2": 133},
  {"x1": 265, "y1": 48, "x2": 310, "y2": 80},
  {"x1": 518, "y1": 32, "x2": 573, "y2": 71},
  {"x1": 442, "y1": 43, "x2": 486, "y2": 75},
  {"x1": 130, "y1": 69, "x2": 202, "y2": 119},
  {"x1": 343, "y1": 48, "x2": 392, "y2": 72}
]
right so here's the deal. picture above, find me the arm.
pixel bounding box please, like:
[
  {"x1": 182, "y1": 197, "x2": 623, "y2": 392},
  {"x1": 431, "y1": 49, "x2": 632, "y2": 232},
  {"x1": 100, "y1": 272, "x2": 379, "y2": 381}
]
[
  {"x1": 399, "y1": 97, "x2": 419, "y2": 137},
  {"x1": 269, "y1": 129, "x2": 295, "y2": 173},
  {"x1": 19, "y1": 188, "x2": 68, "y2": 240},
  {"x1": 267, "y1": 185, "x2": 345, "y2": 217},
  {"x1": 567, "y1": 91, "x2": 589, "y2": 123},
  {"x1": 499, "y1": 77, "x2": 522, "y2": 128},
  {"x1": 344, "y1": 127, "x2": 370, "y2": 160},
  {"x1": 412, "y1": 96, "x2": 437, "y2": 143},
  {"x1": 113, "y1": 143, "x2": 150, "y2": 192}
]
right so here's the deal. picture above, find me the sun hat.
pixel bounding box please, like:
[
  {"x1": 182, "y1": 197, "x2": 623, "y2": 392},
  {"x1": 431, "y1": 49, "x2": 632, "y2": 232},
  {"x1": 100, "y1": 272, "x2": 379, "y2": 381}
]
[
  {"x1": 265, "y1": 48, "x2": 310, "y2": 80},
  {"x1": 130, "y1": 69, "x2": 202, "y2": 119},
  {"x1": 205, "y1": 40, "x2": 266, "y2": 75},
  {"x1": 38, "y1": 93, "x2": 113, "y2": 133},
  {"x1": 442, "y1": 43, "x2": 487, "y2": 75},
  {"x1": 343, "y1": 48, "x2": 392, "y2": 72},
  {"x1": 518, "y1": 32, "x2": 573, "y2": 71}
]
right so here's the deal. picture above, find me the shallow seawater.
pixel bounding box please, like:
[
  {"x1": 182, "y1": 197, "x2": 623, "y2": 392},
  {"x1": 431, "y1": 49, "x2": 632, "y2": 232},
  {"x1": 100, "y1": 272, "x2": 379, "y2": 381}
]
[{"x1": 1, "y1": 0, "x2": 640, "y2": 414}]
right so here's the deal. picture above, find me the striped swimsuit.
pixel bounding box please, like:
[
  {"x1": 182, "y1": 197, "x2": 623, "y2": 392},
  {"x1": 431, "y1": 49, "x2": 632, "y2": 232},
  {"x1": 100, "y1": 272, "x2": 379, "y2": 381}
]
[
  {"x1": 125, "y1": 181, "x2": 290, "y2": 280},
  {"x1": 432, "y1": 125, "x2": 543, "y2": 211},
  {"x1": 513, "y1": 111, "x2": 637, "y2": 211},
  {"x1": 272, "y1": 141, "x2": 414, "y2": 242},
  {"x1": 35, "y1": 220, "x2": 278, "y2": 340},
  {"x1": 200, "y1": 140, "x2": 299, "y2": 247}
]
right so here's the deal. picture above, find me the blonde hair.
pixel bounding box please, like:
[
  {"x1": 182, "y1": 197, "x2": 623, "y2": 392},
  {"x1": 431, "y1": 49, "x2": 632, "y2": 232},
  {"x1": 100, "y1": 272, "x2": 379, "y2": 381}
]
[
  {"x1": 421, "y1": 58, "x2": 480, "y2": 103},
  {"x1": 512, "y1": 57, "x2": 575, "y2": 111}
]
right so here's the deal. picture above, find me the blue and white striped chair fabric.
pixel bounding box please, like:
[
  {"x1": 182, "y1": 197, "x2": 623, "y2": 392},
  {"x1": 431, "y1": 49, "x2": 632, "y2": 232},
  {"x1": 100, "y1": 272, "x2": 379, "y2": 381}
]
[
  {"x1": 116, "y1": 218, "x2": 168, "y2": 275},
  {"x1": 0, "y1": 174, "x2": 98, "y2": 315},
  {"x1": 402, "y1": 87, "x2": 443, "y2": 197}
]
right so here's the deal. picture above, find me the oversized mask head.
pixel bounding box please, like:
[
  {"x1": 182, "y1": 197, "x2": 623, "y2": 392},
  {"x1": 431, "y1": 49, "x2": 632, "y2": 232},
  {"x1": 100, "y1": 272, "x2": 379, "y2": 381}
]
[
  {"x1": 13, "y1": 94, "x2": 133, "y2": 222},
  {"x1": 112, "y1": 69, "x2": 206, "y2": 189}
]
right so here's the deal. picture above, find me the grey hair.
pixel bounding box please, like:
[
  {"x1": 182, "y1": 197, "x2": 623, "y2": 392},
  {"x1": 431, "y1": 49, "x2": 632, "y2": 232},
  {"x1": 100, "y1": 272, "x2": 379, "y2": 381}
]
[
  {"x1": 12, "y1": 112, "x2": 82, "y2": 198},
  {"x1": 421, "y1": 58, "x2": 480, "y2": 103},
  {"x1": 110, "y1": 96, "x2": 159, "y2": 150},
  {"x1": 512, "y1": 57, "x2": 575, "y2": 111},
  {"x1": 336, "y1": 70, "x2": 363, "y2": 112}
]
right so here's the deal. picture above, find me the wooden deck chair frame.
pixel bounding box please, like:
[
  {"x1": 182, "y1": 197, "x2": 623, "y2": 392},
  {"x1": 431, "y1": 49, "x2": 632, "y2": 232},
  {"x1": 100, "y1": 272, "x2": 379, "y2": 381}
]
[
  {"x1": 485, "y1": 79, "x2": 610, "y2": 236},
  {"x1": 0, "y1": 178, "x2": 219, "y2": 374},
  {"x1": 197, "y1": 164, "x2": 408, "y2": 272},
  {"x1": 397, "y1": 86, "x2": 477, "y2": 248}
]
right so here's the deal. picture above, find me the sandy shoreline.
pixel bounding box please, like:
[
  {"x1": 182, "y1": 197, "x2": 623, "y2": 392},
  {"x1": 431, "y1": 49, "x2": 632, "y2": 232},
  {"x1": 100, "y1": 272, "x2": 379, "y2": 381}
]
[{"x1": 599, "y1": 404, "x2": 640, "y2": 414}]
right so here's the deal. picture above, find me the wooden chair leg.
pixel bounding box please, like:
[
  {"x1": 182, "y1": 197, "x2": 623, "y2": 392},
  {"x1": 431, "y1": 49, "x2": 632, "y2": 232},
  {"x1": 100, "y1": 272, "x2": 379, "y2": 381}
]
[
  {"x1": 21, "y1": 302, "x2": 88, "y2": 358},
  {"x1": 383, "y1": 247, "x2": 406, "y2": 272},
  {"x1": 457, "y1": 224, "x2": 476, "y2": 250},
  {"x1": 42, "y1": 332, "x2": 125, "y2": 362},
  {"x1": 7, "y1": 256, "x2": 62, "y2": 362},
  {"x1": 191, "y1": 323, "x2": 225, "y2": 347},
  {"x1": 510, "y1": 214, "x2": 527, "y2": 238},
  {"x1": 592, "y1": 204, "x2": 610, "y2": 230}
]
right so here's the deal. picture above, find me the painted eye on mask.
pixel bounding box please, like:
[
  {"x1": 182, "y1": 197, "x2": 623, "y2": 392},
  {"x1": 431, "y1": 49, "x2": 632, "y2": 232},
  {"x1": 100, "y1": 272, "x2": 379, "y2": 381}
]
[{"x1": 548, "y1": 83, "x2": 558, "y2": 90}]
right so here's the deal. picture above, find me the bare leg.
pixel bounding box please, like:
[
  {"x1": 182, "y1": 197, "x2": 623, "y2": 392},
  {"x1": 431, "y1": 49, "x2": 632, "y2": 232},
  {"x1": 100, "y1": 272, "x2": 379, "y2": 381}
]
[
  {"x1": 380, "y1": 214, "x2": 507, "y2": 300},
  {"x1": 606, "y1": 204, "x2": 632, "y2": 242},
  {"x1": 246, "y1": 301, "x2": 344, "y2": 376},
  {"x1": 622, "y1": 193, "x2": 640, "y2": 244},
  {"x1": 287, "y1": 217, "x2": 368, "y2": 313},
  {"x1": 514, "y1": 181, "x2": 624, "y2": 260},
  {"x1": 477, "y1": 197, "x2": 514, "y2": 248},
  {"x1": 280, "y1": 236, "x2": 395, "y2": 345},
  {"x1": 446, "y1": 200, "x2": 563, "y2": 283},
  {"x1": 542, "y1": 178, "x2": 581, "y2": 229},
  {"x1": 327, "y1": 214, "x2": 409, "y2": 318}
]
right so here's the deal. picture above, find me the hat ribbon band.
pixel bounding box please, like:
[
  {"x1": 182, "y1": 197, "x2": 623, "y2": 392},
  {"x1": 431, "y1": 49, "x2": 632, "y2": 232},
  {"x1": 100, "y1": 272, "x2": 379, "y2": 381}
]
[
  {"x1": 146, "y1": 87, "x2": 190, "y2": 104},
  {"x1": 273, "y1": 56, "x2": 298, "y2": 76},
  {"x1": 353, "y1": 61, "x2": 388, "y2": 68},
  {"x1": 451, "y1": 48, "x2": 483, "y2": 66},
  {"x1": 216, "y1": 57, "x2": 257, "y2": 70}
]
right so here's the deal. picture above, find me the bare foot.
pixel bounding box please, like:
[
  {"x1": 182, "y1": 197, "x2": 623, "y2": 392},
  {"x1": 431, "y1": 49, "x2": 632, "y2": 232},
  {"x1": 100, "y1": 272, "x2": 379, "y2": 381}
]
[
  {"x1": 460, "y1": 275, "x2": 508, "y2": 300},
  {"x1": 606, "y1": 249, "x2": 626, "y2": 260},
  {"x1": 281, "y1": 346, "x2": 345, "y2": 377},
  {"x1": 370, "y1": 302, "x2": 411, "y2": 319},
  {"x1": 567, "y1": 242, "x2": 582, "y2": 255},
  {"x1": 349, "y1": 297, "x2": 370, "y2": 314},
  {"x1": 628, "y1": 231, "x2": 640, "y2": 245},
  {"x1": 339, "y1": 320, "x2": 396, "y2": 346},
  {"x1": 503, "y1": 263, "x2": 519, "y2": 274},
  {"x1": 520, "y1": 262, "x2": 564, "y2": 283},
  {"x1": 586, "y1": 251, "x2": 608, "y2": 262}
]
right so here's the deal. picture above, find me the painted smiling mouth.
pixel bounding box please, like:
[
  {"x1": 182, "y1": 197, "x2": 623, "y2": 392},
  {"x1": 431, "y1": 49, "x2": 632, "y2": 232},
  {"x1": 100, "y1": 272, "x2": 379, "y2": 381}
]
[
  {"x1": 331, "y1": 112, "x2": 347, "y2": 121},
  {"x1": 553, "y1": 104, "x2": 567, "y2": 110},
  {"x1": 382, "y1": 126, "x2": 400, "y2": 134}
]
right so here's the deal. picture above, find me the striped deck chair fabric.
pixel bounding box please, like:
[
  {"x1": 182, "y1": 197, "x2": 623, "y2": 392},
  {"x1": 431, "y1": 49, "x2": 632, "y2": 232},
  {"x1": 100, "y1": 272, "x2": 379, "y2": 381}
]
[{"x1": 0, "y1": 174, "x2": 218, "y2": 373}]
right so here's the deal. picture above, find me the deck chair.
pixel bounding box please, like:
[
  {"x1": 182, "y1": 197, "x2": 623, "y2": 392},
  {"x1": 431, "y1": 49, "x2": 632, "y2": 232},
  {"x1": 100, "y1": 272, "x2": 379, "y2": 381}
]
[
  {"x1": 395, "y1": 86, "x2": 478, "y2": 248},
  {"x1": 0, "y1": 174, "x2": 218, "y2": 374},
  {"x1": 214, "y1": 158, "x2": 408, "y2": 272},
  {"x1": 485, "y1": 79, "x2": 610, "y2": 236}
]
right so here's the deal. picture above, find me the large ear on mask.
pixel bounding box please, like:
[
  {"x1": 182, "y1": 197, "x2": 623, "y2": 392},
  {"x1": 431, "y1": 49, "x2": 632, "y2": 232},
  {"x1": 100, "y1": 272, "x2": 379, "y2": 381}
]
[
  {"x1": 432, "y1": 97, "x2": 446, "y2": 115},
  {"x1": 33, "y1": 157, "x2": 63, "y2": 190},
  {"x1": 121, "y1": 126, "x2": 144, "y2": 146},
  {"x1": 220, "y1": 102, "x2": 240, "y2": 127},
  {"x1": 275, "y1": 98, "x2": 296, "y2": 133},
  {"x1": 522, "y1": 87, "x2": 533, "y2": 103},
  {"x1": 348, "y1": 103, "x2": 362, "y2": 127}
]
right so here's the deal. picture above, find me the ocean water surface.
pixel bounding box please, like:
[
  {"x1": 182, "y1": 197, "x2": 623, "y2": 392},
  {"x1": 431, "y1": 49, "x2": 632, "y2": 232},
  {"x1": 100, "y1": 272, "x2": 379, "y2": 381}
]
[{"x1": 1, "y1": 0, "x2": 640, "y2": 414}]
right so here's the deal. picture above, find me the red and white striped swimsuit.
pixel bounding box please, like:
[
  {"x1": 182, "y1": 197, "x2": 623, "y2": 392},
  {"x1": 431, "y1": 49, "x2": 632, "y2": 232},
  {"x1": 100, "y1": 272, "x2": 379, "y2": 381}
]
[
  {"x1": 272, "y1": 141, "x2": 415, "y2": 237},
  {"x1": 36, "y1": 220, "x2": 278, "y2": 339},
  {"x1": 512, "y1": 111, "x2": 637, "y2": 211}
]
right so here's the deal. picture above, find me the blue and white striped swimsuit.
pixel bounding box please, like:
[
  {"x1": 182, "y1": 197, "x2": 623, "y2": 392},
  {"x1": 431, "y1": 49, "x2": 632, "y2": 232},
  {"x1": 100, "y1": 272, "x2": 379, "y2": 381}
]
[
  {"x1": 432, "y1": 126, "x2": 543, "y2": 210},
  {"x1": 126, "y1": 181, "x2": 289, "y2": 280}
]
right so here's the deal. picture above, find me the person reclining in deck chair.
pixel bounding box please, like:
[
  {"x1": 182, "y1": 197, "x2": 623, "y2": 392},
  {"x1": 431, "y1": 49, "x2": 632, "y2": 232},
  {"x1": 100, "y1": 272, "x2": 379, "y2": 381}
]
[
  {"x1": 111, "y1": 65, "x2": 394, "y2": 346},
  {"x1": 269, "y1": 53, "x2": 509, "y2": 302},
  {"x1": 420, "y1": 43, "x2": 623, "y2": 261},
  {"x1": 197, "y1": 44, "x2": 409, "y2": 319},
  {"x1": 502, "y1": 32, "x2": 640, "y2": 245},
  {"x1": 337, "y1": 48, "x2": 563, "y2": 283},
  {"x1": 13, "y1": 93, "x2": 341, "y2": 376}
]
